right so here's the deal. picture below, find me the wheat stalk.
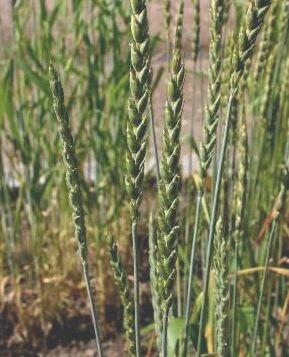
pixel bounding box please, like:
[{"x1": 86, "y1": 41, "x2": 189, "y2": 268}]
[
  {"x1": 108, "y1": 235, "x2": 136, "y2": 356},
  {"x1": 126, "y1": 0, "x2": 151, "y2": 354},
  {"x1": 49, "y1": 64, "x2": 103, "y2": 357},
  {"x1": 126, "y1": 0, "x2": 150, "y2": 222},
  {"x1": 184, "y1": 0, "x2": 224, "y2": 353},
  {"x1": 197, "y1": 1, "x2": 272, "y2": 355},
  {"x1": 251, "y1": 166, "x2": 289, "y2": 354},
  {"x1": 231, "y1": 112, "x2": 248, "y2": 355},
  {"x1": 158, "y1": 7, "x2": 184, "y2": 352}
]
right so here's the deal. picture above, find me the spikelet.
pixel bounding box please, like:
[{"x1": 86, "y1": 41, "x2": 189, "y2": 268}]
[
  {"x1": 126, "y1": 0, "x2": 151, "y2": 222},
  {"x1": 108, "y1": 236, "x2": 136, "y2": 356}
]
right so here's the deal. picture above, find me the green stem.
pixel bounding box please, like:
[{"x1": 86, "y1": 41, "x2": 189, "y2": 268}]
[
  {"x1": 251, "y1": 220, "x2": 276, "y2": 356},
  {"x1": 162, "y1": 310, "x2": 169, "y2": 357},
  {"x1": 132, "y1": 221, "x2": 141, "y2": 356},
  {"x1": 183, "y1": 192, "x2": 202, "y2": 355},
  {"x1": 231, "y1": 241, "x2": 238, "y2": 356},
  {"x1": 176, "y1": 257, "x2": 182, "y2": 317},
  {"x1": 197, "y1": 94, "x2": 234, "y2": 356},
  {"x1": 83, "y1": 262, "x2": 104, "y2": 357}
]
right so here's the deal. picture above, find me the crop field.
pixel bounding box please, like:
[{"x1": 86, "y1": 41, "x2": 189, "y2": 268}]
[{"x1": 1, "y1": 0, "x2": 289, "y2": 356}]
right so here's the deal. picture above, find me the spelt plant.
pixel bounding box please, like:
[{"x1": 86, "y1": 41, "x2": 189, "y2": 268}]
[
  {"x1": 174, "y1": 0, "x2": 184, "y2": 52},
  {"x1": 230, "y1": 1, "x2": 272, "y2": 94},
  {"x1": 197, "y1": 1, "x2": 272, "y2": 354},
  {"x1": 125, "y1": 0, "x2": 151, "y2": 354},
  {"x1": 148, "y1": 214, "x2": 162, "y2": 351},
  {"x1": 199, "y1": 0, "x2": 224, "y2": 186},
  {"x1": 108, "y1": 235, "x2": 136, "y2": 356},
  {"x1": 232, "y1": 117, "x2": 248, "y2": 243},
  {"x1": 3, "y1": 1, "x2": 289, "y2": 355},
  {"x1": 280, "y1": 0, "x2": 289, "y2": 38},
  {"x1": 261, "y1": 50, "x2": 275, "y2": 120},
  {"x1": 231, "y1": 113, "x2": 248, "y2": 355},
  {"x1": 213, "y1": 218, "x2": 228, "y2": 357},
  {"x1": 254, "y1": 1, "x2": 278, "y2": 82},
  {"x1": 185, "y1": 0, "x2": 201, "y2": 264},
  {"x1": 184, "y1": 0, "x2": 224, "y2": 352},
  {"x1": 157, "y1": 30, "x2": 184, "y2": 356},
  {"x1": 49, "y1": 64, "x2": 103, "y2": 357},
  {"x1": 251, "y1": 166, "x2": 289, "y2": 354},
  {"x1": 164, "y1": 0, "x2": 172, "y2": 55}
]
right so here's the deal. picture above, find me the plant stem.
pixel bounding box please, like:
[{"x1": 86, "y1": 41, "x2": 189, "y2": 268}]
[
  {"x1": 183, "y1": 192, "x2": 202, "y2": 355},
  {"x1": 231, "y1": 241, "x2": 238, "y2": 356},
  {"x1": 83, "y1": 263, "x2": 104, "y2": 357},
  {"x1": 197, "y1": 94, "x2": 234, "y2": 356},
  {"x1": 132, "y1": 221, "x2": 141, "y2": 356},
  {"x1": 162, "y1": 311, "x2": 169, "y2": 357},
  {"x1": 251, "y1": 220, "x2": 276, "y2": 356}
]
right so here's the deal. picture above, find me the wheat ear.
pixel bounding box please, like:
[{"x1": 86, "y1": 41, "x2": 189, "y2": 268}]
[
  {"x1": 213, "y1": 218, "x2": 229, "y2": 357},
  {"x1": 280, "y1": 0, "x2": 289, "y2": 38},
  {"x1": 199, "y1": 0, "x2": 224, "y2": 186},
  {"x1": 158, "y1": 16, "x2": 184, "y2": 355},
  {"x1": 108, "y1": 235, "x2": 136, "y2": 356},
  {"x1": 49, "y1": 64, "x2": 103, "y2": 357},
  {"x1": 191, "y1": 0, "x2": 200, "y2": 63},
  {"x1": 260, "y1": 50, "x2": 275, "y2": 120},
  {"x1": 174, "y1": 0, "x2": 184, "y2": 51},
  {"x1": 231, "y1": 113, "x2": 248, "y2": 355},
  {"x1": 164, "y1": 0, "x2": 172, "y2": 56},
  {"x1": 126, "y1": 0, "x2": 151, "y2": 354},
  {"x1": 148, "y1": 214, "x2": 162, "y2": 352},
  {"x1": 197, "y1": 1, "x2": 272, "y2": 355},
  {"x1": 223, "y1": 0, "x2": 231, "y2": 24},
  {"x1": 254, "y1": 1, "x2": 278, "y2": 82}
]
